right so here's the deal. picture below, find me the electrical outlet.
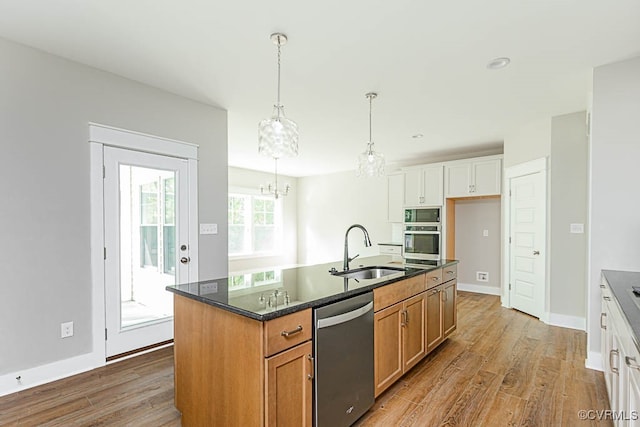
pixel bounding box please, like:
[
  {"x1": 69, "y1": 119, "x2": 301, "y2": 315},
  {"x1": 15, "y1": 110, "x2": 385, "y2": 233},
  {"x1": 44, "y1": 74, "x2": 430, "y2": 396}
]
[
  {"x1": 476, "y1": 272, "x2": 489, "y2": 282},
  {"x1": 61, "y1": 321, "x2": 74, "y2": 338}
]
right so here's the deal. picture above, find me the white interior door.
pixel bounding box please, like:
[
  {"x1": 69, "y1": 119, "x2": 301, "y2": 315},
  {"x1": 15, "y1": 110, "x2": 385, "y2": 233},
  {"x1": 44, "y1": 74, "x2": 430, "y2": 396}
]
[
  {"x1": 509, "y1": 171, "x2": 546, "y2": 318},
  {"x1": 104, "y1": 146, "x2": 192, "y2": 357}
]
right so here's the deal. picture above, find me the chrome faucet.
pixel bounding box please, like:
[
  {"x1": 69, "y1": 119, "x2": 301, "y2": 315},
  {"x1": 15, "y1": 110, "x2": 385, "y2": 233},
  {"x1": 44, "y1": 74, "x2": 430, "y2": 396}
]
[{"x1": 343, "y1": 224, "x2": 372, "y2": 271}]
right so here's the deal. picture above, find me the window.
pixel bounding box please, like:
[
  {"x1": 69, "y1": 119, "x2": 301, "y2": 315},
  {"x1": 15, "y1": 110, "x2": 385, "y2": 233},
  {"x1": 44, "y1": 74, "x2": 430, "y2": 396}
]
[
  {"x1": 228, "y1": 269, "x2": 282, "y2": 291},
  {"x1": 139, "y1": 175, "x2": 176, "y2": 275},
  {"x1": 228, "y1": 192, "x2": 282, "y2": 257}
]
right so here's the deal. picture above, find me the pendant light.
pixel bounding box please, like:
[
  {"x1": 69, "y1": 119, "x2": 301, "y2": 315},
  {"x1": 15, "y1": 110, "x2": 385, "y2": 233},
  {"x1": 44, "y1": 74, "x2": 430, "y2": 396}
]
[
  {"x1": 357, "y1": 92, "x2": 385, "y2": 177},
  {"x1": 258, "y1": 33, "x2": 299, "y2": 159},
  {"x1": 260, "y1": 158, "x2": 290, "y2": 199}
]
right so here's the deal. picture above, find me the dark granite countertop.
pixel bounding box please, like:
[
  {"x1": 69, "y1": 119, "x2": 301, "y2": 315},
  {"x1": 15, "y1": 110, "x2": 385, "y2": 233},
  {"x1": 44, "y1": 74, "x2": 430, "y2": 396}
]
[
  {"x1": 602, "y1": 270, "x2": 640, "y2": 352},
  {"x1": 166, "y1": 256, "x2": 459, "y2": 321}
]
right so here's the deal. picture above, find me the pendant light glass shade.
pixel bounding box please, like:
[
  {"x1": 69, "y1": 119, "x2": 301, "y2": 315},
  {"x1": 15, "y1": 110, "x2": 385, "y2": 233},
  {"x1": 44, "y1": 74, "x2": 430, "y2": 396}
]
[
  {"x1": 258, "y1": 105, "x2": 299, "y2": 158},
  {"x1": 356, "y1": 92, "x2": 385, "y2": 177},
  {"x1": 258, "y1": 33, "x2": 299, "y2": 159},
  {"x1": 357, "y1": 142, "x2": 385, "y2": 177}
]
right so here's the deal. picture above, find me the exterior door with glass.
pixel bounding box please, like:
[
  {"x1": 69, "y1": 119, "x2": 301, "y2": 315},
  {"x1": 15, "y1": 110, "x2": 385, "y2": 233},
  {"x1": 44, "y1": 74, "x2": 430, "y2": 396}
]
[{"x1": 104, "y1": 146, "x2": 192, "y2": 358}]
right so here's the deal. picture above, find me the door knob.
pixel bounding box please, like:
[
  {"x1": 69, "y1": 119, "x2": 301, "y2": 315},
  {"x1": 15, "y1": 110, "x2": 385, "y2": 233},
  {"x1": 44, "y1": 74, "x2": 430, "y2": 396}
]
[
  {"x1": 533, "y1": 250, "x2": 540, "y2": 255},
  {"x1": 180, "y1": 257, "x2": 190, "y2": 264}
]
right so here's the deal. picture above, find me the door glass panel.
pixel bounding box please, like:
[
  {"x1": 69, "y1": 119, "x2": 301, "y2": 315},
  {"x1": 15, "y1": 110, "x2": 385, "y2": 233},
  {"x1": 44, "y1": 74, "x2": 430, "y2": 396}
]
[{"x1": 120, "y1": 165, "x2": 176, "y2": 330}]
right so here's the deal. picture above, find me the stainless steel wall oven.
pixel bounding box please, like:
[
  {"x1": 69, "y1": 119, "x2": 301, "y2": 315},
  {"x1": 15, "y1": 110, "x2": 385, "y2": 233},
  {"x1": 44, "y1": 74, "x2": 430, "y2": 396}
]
[{"x1": 404, "y1": 207, "x2": 441, "y2": 267}]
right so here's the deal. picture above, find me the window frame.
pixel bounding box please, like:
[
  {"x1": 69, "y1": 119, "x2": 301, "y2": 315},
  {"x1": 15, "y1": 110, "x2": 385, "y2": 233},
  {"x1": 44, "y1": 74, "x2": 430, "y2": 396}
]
[{"x1": 228, "y1": 187, "x2": 284, "y2": 259}]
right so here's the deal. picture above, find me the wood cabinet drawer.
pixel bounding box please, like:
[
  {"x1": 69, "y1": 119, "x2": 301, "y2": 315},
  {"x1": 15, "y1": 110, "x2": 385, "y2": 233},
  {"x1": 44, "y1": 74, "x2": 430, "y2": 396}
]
[
  {"x1": 374, "y1": 274, "x2": 426, "y2": 312},
  {"x1": 442, "y1": 265, "x2": 457, "y2": 282},
  {"x1": 425, "y1": 268, "x2": 443, "y2": 290},
  {"x1": 264, "y1": 309, "x2": 312, "y2": 357}
]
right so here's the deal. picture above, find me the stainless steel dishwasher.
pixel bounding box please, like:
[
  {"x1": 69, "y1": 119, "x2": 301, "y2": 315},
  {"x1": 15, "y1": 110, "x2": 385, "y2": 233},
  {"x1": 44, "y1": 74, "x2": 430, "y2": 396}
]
[{"x1": 314, "y1": 291, "x2": 374, "y2": 427}]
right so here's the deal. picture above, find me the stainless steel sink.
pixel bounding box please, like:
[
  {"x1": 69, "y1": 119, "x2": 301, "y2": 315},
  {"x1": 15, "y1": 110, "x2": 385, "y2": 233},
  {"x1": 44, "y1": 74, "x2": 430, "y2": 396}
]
[{"x1": 332, "y1": 266, "x2": 406, "y2": 280}]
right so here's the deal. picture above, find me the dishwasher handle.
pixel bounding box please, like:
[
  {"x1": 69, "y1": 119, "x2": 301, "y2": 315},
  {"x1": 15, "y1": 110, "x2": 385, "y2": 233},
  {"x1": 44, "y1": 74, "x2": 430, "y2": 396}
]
[{"x1": 317, "y1": 301, "x2": 374, "y2": 329}]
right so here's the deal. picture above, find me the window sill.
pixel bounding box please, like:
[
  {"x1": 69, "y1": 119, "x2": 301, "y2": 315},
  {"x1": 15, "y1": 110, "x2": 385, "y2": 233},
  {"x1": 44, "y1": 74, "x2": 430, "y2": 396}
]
[{"x1": 229, "y1": 252, "x2": 283, "y2": 261}]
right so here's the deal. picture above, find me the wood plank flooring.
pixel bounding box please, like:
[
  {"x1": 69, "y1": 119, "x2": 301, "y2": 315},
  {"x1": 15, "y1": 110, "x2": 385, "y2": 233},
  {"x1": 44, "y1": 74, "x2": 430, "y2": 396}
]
[
  {"x1": 0, "y1": 291, "x2": 611, "y2": 426},
  {"x1": 355, "y1": 292, "x2": 611, "y2": 427}
]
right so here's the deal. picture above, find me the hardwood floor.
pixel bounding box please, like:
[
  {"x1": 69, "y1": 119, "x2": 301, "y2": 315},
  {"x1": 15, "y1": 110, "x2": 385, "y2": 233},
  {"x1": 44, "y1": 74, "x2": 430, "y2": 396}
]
[
  {"x1": 0, "y1": 291, "x2": 610, "y2": 426},
  {"x1": 355, "y1": 292, "x2": 611, "y2": 427}
]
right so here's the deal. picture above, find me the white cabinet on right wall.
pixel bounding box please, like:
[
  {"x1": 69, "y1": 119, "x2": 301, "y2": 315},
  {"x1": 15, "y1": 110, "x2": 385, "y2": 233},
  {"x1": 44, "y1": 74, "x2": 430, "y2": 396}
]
[{"x1": 445, "y1": 156, "x2": 502, "y2": 198}]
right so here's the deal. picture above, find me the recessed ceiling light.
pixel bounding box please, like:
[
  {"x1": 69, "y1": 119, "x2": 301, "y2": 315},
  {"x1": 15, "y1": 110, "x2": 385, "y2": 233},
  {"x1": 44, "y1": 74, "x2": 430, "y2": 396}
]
[
  {"x1": 486, "y1": 57, "x2": 511, "y2": 70},
  {"x1": 412, "y1": 133, "x2": 424, "y2": 139}
]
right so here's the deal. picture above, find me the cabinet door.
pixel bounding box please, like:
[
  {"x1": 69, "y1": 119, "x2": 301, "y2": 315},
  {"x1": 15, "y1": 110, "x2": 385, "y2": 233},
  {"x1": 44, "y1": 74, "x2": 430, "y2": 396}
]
[
  {"x1": 602, "y1": 295, "x2": 613, "y2": 399},
  {"x1": 609, "y1": 320, "x2": 622, "y2": 419},
  {"x1": 627, "y1": 364, "x2": 640, "y2": 426},
  {"x1": 627, "y1": 351, "x2": 640, "y2": 427},
  {"x1": 265, "y1": 341, "x2": 313, "y2": 427},
  {"x1": 472, "y1": 158, "x2": 501, "y2": 196},
  {"x1": 402, "y1": 293, "x2": 426, "y2": 371},
  {"x1": 404, "y1": 169, "x2": 423, "y2": 206},
  {"x1": 374, "y1": 303, "x2": 403, "y2": 397},
  {"x1": 422, "y1": 165, "x2": 444, "y2": 205},
  {"x1": 387, "y1": 173, "x2": 405, "y2": 222},
  {"x1": 445, "y1": 163, "x2": 471, "y2": 198},
  {"x1": 426, "y1": 287, "x2": 443, "y2": 353},
  {"x1": 442, "y1": 280, "x2": 457, "y2": 337}
]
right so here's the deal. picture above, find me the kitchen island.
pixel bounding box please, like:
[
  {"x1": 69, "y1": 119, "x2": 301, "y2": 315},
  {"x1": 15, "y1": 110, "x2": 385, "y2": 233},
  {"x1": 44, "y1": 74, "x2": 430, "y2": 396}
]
[{"x1": 166, "y1": 256, "x2": 458, "y2": 426}]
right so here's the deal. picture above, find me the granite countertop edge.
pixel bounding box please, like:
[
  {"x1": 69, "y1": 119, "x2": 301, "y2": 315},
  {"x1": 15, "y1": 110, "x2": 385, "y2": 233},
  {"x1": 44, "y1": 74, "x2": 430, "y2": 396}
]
[{"x1": 167, "y1": 260, "x2": 459, "y2": 322}]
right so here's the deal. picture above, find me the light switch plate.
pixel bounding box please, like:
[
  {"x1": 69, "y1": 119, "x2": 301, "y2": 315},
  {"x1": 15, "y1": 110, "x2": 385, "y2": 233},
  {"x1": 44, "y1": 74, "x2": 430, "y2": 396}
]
[
  {"x1": 483, "y1": 229, "x2": 489, "y2": 237},
  {"x1": 200, "y1": 223, "x2": 218, "y2": 235},
  {"x1": 570, "y1": 223, "x2": 584, "y2": 234}
]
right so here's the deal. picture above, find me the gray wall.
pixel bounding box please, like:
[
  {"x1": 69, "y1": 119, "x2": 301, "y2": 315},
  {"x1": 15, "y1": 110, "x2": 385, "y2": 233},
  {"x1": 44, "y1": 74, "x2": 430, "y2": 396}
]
[
  {"x1": 588, "y1": 56, "x2": 640, "y2": 358},
  {"x1": 504, "y1": 118, "x2": 551, "y2": 169},
  {"x1": 0, "y1": 37, "x2": 228, "y2": 375},
  {"x1": 454, "y1": 198, "x2": 502, "y2": 289},
  {"x1": 504, "y1": 111, "x2": 589, "y2": 323},
  {"x1": 549, "y1": 112, "x2": 588, "y2": 318}
]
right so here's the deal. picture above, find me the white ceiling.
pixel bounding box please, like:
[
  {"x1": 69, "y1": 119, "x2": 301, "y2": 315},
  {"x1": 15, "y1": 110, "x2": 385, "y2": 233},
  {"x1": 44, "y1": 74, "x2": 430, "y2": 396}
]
[{"x1": 0, "y1": 1, "x2": 639, "y2": 177}]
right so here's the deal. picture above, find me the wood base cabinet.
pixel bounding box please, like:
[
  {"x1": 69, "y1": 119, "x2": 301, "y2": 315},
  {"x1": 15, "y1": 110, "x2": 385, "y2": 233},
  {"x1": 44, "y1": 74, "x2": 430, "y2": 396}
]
[
  {"x1": 373, "y1": 275, "x2": 428, "y2": 397},
  {"x1": 426, "y1": 279, "x2": 457, "y2": 353},
  {"x1": 265, "y1": 341, "x2": 313, "y2": 427},
  {"x1": 374, "y1": 293, "x2": 426, "y2": 397},
  {"x1": 173, "y1": 295, "x2": 313, "y2": 426}
]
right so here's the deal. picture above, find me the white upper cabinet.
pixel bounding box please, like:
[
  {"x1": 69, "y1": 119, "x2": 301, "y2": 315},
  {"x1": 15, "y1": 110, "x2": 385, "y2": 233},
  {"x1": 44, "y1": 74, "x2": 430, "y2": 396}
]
[
  {"x1": 444, "y1": 157, "x2": 502, "y2": 198},
  {"x1": 387, "y1": 173, "x2": 404, "y2": 223},
  {"x1": 404, "y1": 165, "x2": 443, "y2": 206}
]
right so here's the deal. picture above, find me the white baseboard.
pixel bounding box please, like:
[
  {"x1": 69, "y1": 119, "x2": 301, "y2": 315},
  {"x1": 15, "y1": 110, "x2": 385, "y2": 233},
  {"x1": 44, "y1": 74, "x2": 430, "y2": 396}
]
[
  {"x1": 544, "y1": 312, "x2": 586, "y2": 331},
  {"x1": 586, "y1": 350, "x2": 604, "y2": 372},
  {"x1": 0, "y1": 352, "x2": 103, "y2": 397},
  {"x1": 457, "y1": 282, "x2": 502, "y2": 296}
]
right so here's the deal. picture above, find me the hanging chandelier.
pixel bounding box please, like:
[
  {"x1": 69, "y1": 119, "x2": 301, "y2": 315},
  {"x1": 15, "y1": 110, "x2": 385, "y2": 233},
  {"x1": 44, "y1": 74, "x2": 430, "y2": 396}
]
[
  {"x1": 260, "y1": 158, "x2": 290, "y2": 199},
  {"x1": 258, "y1": 33, "x2": 299, "y2": 159},
  {"x1": 357, "y1": 92, "x2": 385, "y2": 177}
]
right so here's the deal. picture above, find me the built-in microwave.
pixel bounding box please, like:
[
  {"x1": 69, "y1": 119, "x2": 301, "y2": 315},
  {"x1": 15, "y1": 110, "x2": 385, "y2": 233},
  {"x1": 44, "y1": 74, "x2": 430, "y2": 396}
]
[{"x1": 404, "y1": 207, "x2": 440, "y2": 224}]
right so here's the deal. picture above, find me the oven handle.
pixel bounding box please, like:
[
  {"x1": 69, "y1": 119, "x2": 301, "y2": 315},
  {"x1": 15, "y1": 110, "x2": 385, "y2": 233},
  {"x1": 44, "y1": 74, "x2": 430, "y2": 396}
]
[
  {"x1": 316, "y1": 302, "x2": 374, "y2": 329},
  {"x1": 404, "y1": 231, "x2": 441, "y2": 235}
]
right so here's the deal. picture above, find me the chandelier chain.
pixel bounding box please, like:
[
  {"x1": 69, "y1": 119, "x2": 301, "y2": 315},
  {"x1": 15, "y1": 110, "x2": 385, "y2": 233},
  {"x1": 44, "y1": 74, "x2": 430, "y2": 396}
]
[{"x1": 276, "y1": 36, "x2": 282, "y2": 111}]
